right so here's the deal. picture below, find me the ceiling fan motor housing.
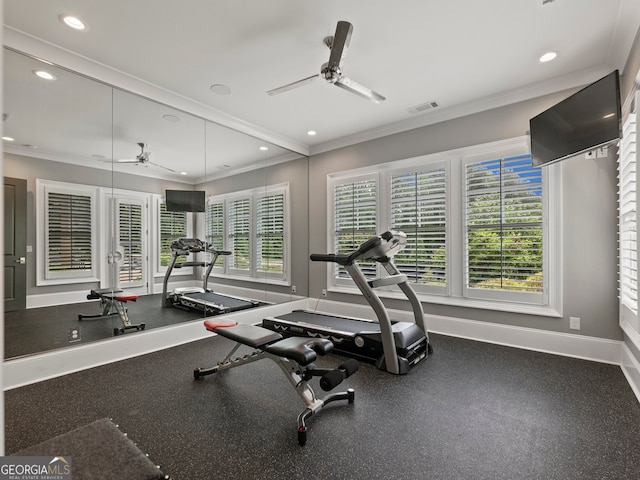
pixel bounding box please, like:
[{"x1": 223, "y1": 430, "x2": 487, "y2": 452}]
[{"x1": 321, "y1": 64, "x2": 341, "y2": 83}]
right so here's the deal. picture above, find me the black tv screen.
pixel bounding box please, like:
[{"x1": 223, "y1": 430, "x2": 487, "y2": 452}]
[
  {"x1": 529, "y1": 70, "x2": 622, "y2": 167},
  {"x1": 165, "y1": 190, "x2": 206, "y2": 212}
]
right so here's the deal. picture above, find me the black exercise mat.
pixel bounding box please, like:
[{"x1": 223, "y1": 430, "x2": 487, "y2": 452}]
[{"x1": 11, "y1": 418, "x2": 165, "y2": 480}]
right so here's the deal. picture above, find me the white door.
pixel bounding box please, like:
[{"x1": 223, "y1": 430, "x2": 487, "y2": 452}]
[{"x1": 106, "y1": 193, "x2": 149, "y2": 294}]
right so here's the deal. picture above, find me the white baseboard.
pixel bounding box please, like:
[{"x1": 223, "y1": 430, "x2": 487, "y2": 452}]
[
  {"x1": 306, "y1": 298, "x2": 623, "y2": 365},
  {"x1": 26, "y1": 283, "x2": 299, "y2": 309},
  {"x1": 622, "y1": 342, "x2": 640, "y2": 402},
  {"x1": 27, "y1": 290, "x2": 89, "y2": 308}
]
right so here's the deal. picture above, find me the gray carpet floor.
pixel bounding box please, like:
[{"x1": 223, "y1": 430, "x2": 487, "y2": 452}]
[{"x1": 5, "y1": 332, "x2": 640, "y2": 479}]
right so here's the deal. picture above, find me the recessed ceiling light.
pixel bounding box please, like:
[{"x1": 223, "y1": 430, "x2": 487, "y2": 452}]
[
  {"x1": 259, "y1": 146, "x2": 269, "y2": 151},
  {"x1": 2, "y1": 136, "x2": 14, "y2": 142},
  {"x1": 33, "y1": 70, "x2": 56, "y2": 81},
  {"x1": 603, "y1": 113, "x2": 615, "y2": 119},
  {"x1": 162, "y1": 114, "x2": 180, "y2": 123},
  {"x1": 180, "y1": 171, "x2": 188, "y2": 175},
  {"x1": 210, "y1": 84, "x2": 232, "y2": 95},
  {"x1": 59, "y1": 15, "x2": 88, "y2": 31},
  {"x1": 307, "y1": 130, "x2": 317, "y2": 136},
  {"x1": 539, "y1": 51, "x2": 558, "y2": 63}
]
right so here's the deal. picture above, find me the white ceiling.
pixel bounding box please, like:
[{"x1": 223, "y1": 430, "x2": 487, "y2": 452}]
[{"x1": 3, "y1": 0, "x2": 640, "y2": 169}]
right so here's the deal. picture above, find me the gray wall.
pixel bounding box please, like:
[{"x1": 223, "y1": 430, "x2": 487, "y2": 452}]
[{"x1": 308, "y1": 91, "x2": 621, "y2": 341}]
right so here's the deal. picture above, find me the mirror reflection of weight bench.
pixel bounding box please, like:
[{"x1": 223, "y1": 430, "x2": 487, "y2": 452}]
[{"x1": 78, "y1": 288, "x2": 146, "y2": 336}]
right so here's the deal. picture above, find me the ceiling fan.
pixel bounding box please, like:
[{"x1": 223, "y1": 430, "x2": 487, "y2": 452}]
[
  {"x1": 106, "y1": 142, "x2": 175, "y2": 172},
  {"x1": 266, "y1": 20, "x2": 385, "y2": 103}
]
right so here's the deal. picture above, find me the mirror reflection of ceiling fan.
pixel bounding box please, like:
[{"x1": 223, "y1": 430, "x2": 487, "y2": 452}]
[
  {"x1": 102, "y1": 142, "x2": 175, "y2": 172},
  {"x1": 266, "y1": 20, "x2": 386, "y2": 103}
]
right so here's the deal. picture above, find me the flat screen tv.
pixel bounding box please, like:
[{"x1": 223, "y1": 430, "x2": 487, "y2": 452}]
[
  {"x1": 165, "y1": 190, "x2": 206, "y2": 212},
  {"x1": 529, "y1": 70, "x2": 622, "y2": 167}
]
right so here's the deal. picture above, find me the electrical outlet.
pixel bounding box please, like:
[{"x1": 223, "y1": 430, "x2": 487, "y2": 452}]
[
  {"x1": 291, "y1": 285, "x2": 296, "y2": 293},
  {"x1": 321, "y1": 289, "x2": 327, "y2": 297},
  {"x1": 596, "y1": 146, "x2": 608, "y2": 158},
  {"x1": 569, "y1": 316, "x2": 580, "y2": 330},
  {"x1": 69, "y1": 327, "x2": 81, "y2": 343}
]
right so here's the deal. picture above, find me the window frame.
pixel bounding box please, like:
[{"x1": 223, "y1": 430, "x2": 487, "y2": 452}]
[
  {"x1": 36, "y1": 179, "x2": 100, "y2": 286},
  {"x1": 327, "y1": 173, "x2": 379, "y2": 288},
  {"x1": 204, "y1": 183, "x2": 291, "y2": 285},
  {"x1": 326, "y1": 136, "x2": 562, "y2": 316},
  {"x1": 154, "y1": 196, "x2": 194, "y2": 277}
]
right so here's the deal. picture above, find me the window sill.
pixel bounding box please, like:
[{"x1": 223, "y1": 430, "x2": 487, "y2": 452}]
[
  {"x1": 328, "y1": 285, "x2": 562, "y2": 318},
  {"x1": 209, "y1": 272, "x2": 289, "y2": 287}
]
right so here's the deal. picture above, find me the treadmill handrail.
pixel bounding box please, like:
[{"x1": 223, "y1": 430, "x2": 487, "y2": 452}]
[
  {"x1": 310, "y1": 253, "x2": 351, "y2": 266},
  {"x1": 310, "y1": 235, "x2": 384, "y2": 266}
]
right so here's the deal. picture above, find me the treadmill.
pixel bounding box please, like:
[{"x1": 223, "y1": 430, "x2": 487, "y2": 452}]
[
  {"x1": 262, "y1": 231, "x2": 432, "y2": 375},
  {"x1": 162, "y1": 238, "x2": 261, "y2": 315}
]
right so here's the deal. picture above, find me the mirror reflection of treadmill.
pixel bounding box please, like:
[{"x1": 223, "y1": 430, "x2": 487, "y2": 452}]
[
  {"x1": 262, "y1": 231, "x2": 432, "y2": 375},
  {"x1": 162, "y1": 238, "x2": 262, "y2": 315}
]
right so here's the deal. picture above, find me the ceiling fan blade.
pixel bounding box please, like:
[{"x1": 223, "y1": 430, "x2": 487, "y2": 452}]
[
  {"x1": 266, "y1": 74, "x2": 320, "y2": 96},
  {"x1": 327, "y1": 21, "x2": 353, "y2": 70},
  {"x1": 334, "y1": 76, "x2": 386, "y2": 103},
  {"x1": 110, "y1": 158, "x2": 139, "y2": 163},
  {"x1": 148, "y1": 161, "x2": 176, "y2": 173}
]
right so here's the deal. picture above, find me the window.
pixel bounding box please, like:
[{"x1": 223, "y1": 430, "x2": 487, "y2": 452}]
[
  {"x1": 331, "y1": 176, "x2": 377, "y2": 280},
  {"x1": 205, "y1": 201, "x2": 225, "y2": 251},
  {"x1": 228, "y1": 197, "x2": 251, "y2": 273},
  {"x1": 118, "y1": 201, "x2": 144, "y2": 286},
  {"x1": 390, "y1": 165, "x2": 447, "y2": 293},
  {"x1": 158, "y1": 201, "x2": 190, "y2": 273},
  {"x1": 205, "y1": 184, "x2": 290, "y2": 283},
  {"x1": 256, "y1": 191, "x2": 285, "y2": 276},
  {"x1": 464, "y1": 153, "x2": 543, "y2": 302},
  {"x1": 37, "y1": 180, "x2": 98, "y2": 285},
  {"x1": 327, "y1": 137, "x2": 559, "y2": 313},
  {"x1": 619, "y1": 112, "x2": 638, "y2": 334}
]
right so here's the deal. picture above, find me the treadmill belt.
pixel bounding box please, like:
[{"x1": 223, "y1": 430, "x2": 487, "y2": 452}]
[
  {"x1": 275, "y1": 311, "x2": 380, "y2": 334},
  {"x1": 183, "y1": 291, "x2": 255, "y2": 310}
]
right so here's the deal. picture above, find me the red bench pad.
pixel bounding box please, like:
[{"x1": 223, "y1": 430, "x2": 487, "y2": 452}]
[
  {"x1": 114, "y1": 294, "x2": 138, "y2": 302},
  {"x1": 204, "y1": 318, "x2": 238, "y2": 332}
]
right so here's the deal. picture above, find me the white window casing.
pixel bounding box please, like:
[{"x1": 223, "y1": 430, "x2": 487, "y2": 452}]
[
  {"x1": 36, "y1": 179, "x2": 100, "y2": 285},
  {"x1": 326, "y1": 136, "x2": 562, "y2": 316}
]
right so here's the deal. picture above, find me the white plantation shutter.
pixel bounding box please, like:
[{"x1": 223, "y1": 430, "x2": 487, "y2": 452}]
[
  {"x1": 333, "y1": 177, "x2": 377, "y2": 278},
  {"x1": 228, "y1": 197, "x2": 251, "y2": 272},
  {"x1": 46, "y1": 191, "x2": 93, "y2": 278},
  {"x1": 159, "y1": 203, "x2": 187, "y2": 268},
  {"x1": 390, "y1": 167, "x2": 447, "y2": 290},
  {"x1": 465, "y1": 153, "x2": 543, "y2": 294},
  {"x1": 619, "y1": 113, "x2": 637, "y2": 314},
  {"x1": 256, "y1": 192, "x2": 285, "y2": 275},
  {"x1": 206, "y1": 201, "x2": 225, "y2": 250},
  {"x1": 118, "y1": 201, "x2": 144, "y2": 286}
]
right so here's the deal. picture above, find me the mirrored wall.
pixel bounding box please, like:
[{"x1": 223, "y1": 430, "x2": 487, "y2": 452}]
[{"x1": 3, "y1": 47, "x2": 309, "y2": 359}]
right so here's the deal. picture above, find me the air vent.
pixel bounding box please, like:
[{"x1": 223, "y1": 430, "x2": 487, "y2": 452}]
[{"x1": 407, "y1": 101, "x2": 439, "y2": 114}]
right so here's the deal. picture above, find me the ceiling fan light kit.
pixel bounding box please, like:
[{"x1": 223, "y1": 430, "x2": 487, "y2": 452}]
[{"x1": 267, "y1": 20, "x2": 385, "y2": 103}]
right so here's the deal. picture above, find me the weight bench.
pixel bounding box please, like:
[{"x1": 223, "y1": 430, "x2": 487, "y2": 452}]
[
  {"x1": 194, "y1": 318, "x2": 358, "y2": 446},
  {"x1": 78, "y1": 288, "x2": 146, "y2": 336}
]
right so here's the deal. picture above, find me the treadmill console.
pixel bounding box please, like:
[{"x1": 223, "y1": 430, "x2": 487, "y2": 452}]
[
  {"x1": 171, "y1": 238, "x2": 206, "y2": 254},
  {"x1": 360, "y1": 230, "x2": 407, "y2": 260}
]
